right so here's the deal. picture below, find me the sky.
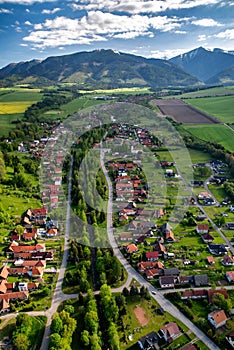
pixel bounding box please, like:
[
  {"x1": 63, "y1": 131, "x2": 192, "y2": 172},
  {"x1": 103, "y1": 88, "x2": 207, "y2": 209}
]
[{"x1": 0, "y1": 0, "x2": 234, "y2": 68}]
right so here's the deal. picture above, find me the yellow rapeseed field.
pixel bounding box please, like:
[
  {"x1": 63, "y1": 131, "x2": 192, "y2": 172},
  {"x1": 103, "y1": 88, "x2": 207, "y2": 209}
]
[{"x1": 0, "y1": 101, "x2": 36, "y2": 114}]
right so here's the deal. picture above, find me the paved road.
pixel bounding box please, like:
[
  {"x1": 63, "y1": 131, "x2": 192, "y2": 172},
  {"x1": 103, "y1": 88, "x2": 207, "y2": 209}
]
[{"x1": 100, "y1": 149, "x2": 221, "y2": 350}]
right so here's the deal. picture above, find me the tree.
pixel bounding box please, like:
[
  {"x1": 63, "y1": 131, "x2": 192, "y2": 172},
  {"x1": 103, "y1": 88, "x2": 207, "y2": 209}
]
[
  {"x1": 51, "y1": 317, "x2": 63, "y2": 334},
  {"x1": 49, "y1": 333, "x2": 61, "y2": 349},
  {"x1": 212, "y1": 293, "x2": 232, "y2": 314},
  {"x1": 0, "y1": 151, "x2": 5, "y2": 182},
  {"x1": 81, "y1": 330, "x2": 90, "y2": 347},
  {"x1": 108, "y1": 322, "x2": 120, "y2": 350},
  {"x1": 13, "y1": 333, "x2": 30, "y2": 350}
]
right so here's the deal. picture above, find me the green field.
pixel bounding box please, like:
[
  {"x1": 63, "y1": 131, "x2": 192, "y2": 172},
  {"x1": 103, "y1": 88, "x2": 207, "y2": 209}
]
[
  {"x1": 179, "y1": 86, "x2": 234, "y2": 98},
  {"x1": 185, "y1": 96, "x2": 234, "y2": 123},
  {"x1": 0, "y1": 88, "x2": 43, "y2": 137},
  {"x1": 78, "y1": 87, "x2": 152, "y2": 95},
  {"x1": 184, "y1": 124, "x2": 234, "y2": 152}
]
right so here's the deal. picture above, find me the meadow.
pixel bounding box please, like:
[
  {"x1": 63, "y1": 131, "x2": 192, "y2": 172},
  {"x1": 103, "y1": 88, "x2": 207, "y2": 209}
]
[
  {"x1": 179, "y1": 86, "x2": 234, "y2": 98},
  {"x1": 184, "y1": 124, "x2": 234, "y2": 152},
  {"x1": 0, "y1": 88, "x2": 43, "y2": 137},
  {"x1": 185, "y1": 95, "x2": 234, "y2": 123}
]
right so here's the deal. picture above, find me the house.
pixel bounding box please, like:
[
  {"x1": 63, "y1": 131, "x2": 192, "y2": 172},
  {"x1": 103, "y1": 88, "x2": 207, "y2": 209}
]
[
  {"x1": 181, "y1": 289, "x2": 207, "y2": 300},
  {"x1": 125, "y1": 243, "x2": 139, "y2": 254},
  {"x1": 154, "y1": 209, "x2": 164, "y2": 219},
  {"x1": 196, "y1": 224, "x2": 209, "y2": 234},
  {"x1": 208, "y1": 309, "x2": 227, "y2": 328},
  {"x1": 45, "y1": 228, "x2": 58, "y2": 238},
  {"x1": 0, "y1": 299, "x2": 10, "y2": 313},
  {"x1": 0, "y1": 291, "x2": 29, "y2": 303},
  {"x1": 18, "y1": 282, "x2": 39, "y2": 292},
  {"x1": 178, "y1": 275, "x2": 193, "y2": 286},
  {"x1": 198, "y1": 192, "x2": 211, "y2": 200},
  {"x1": 194, "y1": 274, "x2": 208, "y2": 287},
  {"x1": 222, "y1": 254, "x2": 234, "y2": 266},
  {"x1": 145, "y1": 251, "x2": 159, "y2": 261},
  {"x1": 119, "y1": 233, "x2": 133, "y2": 242},
  {"x1": 0, "y1": 266, "x2": 9, "y2": 281},
  {"x1": 164, "y1": 268, "x2": 180, "y2": 276},
  {"x1": 226, "y1": 271, "x2": 234, "y2": 283},
  {"x1": 138, "y1": 261, "x2": 163, "y2": 273},
  {"x1": 165, "y1": 231, "x2": 175, "y2": 242},
  {"x1": 208, "y1": 244, "x2": 227, "y2": 256},
  {"x1": 145, "y1": 269, "x2": 160, "y2": 279},
  {"x1": 159, "y1": 276, "x2": 175, "y2": 289},
  {"x1": 202, "y1": 233, "x2": 214, "y2": 243},
  {"x1": 157, "y1": 322, "x2": 181, "y2": 343},
  {"x1": 138, "y1": 331, "x2": 159, "y2": 350},
  {"x1": 226, "y1": 222, "x2": 234, "y2": 230},
  {"x1": 153, "y1": 242, "x2": 166, "y2": 257},
  {"x1": 207, "y1": 256, "x2": 215, "y2": 265},
  {"x1": 226, "y1": 330, "x2": 234, "y2": 348}
]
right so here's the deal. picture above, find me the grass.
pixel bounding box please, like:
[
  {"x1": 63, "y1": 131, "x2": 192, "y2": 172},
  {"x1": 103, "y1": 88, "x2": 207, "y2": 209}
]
[
  {"x1": 120, "y1": 295, "x2": 192, "y2": 350},
  {"x1": 78, "y1": 87, "x2": 152, "y2": 95},
  {"x1": 178, "y1": 86, "x2": 234, "y2": 99},
  {"x1": 184, "y1": 124, "x2": 234, "y2": 152},
  {"x1": 185, "y1": 96, "x2": 234, "y2": 123}
]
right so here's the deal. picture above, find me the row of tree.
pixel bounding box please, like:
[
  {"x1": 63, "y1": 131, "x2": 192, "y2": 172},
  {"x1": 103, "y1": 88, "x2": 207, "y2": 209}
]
[{"x1": 49, "y1": 308, "x2": 77, "y2": 350}]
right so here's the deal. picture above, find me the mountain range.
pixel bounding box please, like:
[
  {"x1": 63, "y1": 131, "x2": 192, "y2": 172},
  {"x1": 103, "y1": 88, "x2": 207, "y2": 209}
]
[{"x1": 0, "y1": 47, "x2": 234, "y2": 89}]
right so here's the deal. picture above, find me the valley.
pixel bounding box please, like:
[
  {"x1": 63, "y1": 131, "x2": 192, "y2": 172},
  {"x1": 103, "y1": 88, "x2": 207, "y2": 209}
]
[{"x1": 0, "y1": 48, "x2": 233, "y2": 350}]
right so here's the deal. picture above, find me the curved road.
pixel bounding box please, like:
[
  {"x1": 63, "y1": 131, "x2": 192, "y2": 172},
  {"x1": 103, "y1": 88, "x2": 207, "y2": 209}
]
[{"x1": 100, "y1": 148, "x2": 221, "y2": 350}]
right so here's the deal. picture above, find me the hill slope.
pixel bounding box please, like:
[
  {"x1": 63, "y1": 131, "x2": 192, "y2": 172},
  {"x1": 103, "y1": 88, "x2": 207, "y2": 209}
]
[
  {"x1": 170, "y1": 47, "x2": 234, "y2": 82},
  {"x1": 0, "y1": 49, "x2": 201, "y2": 89}
]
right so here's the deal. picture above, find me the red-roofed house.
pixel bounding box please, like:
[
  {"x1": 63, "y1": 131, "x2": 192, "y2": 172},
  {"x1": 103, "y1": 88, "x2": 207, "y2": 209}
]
[
  {"x1": 222, "y1": 254, "x2": 234, "y2": 266},
  {"x1": 226, "y1": 271, "x2": 234, "y2": 283},
  {"x1": 125, "y1": 244, "x2": 139, "y2": 254},
  {"x1": 145, "y1": 251, "x2": 159, "y2": 261},
  {"x1": 208, "y1": 310, "x2": 227, "y2": 328},
  {"x1": 207, "y1": 256, "x2": 215, "y2": 265},
  {"x1": 158, "y1": 322, "x2": 181, "y2": 344},
  {"x1": 208, "y1": 289, "x2": 229, "y2": 304},
  {"x1": 196, "y1": 224, "x2": 209, "y2": 234}
]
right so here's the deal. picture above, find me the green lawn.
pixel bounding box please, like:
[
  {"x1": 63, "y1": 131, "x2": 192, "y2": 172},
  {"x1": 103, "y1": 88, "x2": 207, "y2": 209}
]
[
  {"x1": 178, "y1": 86, "x2": 234, "y2": 99},
  {"x1": 184, "y1": 124, "x2": 234, "y2": 152},
  {"x1": 121, "y1": 295, "x2": 191, "y2": 350},
  {"x1": 185, "y1": 96, "x2": 234, "y2": 123}
]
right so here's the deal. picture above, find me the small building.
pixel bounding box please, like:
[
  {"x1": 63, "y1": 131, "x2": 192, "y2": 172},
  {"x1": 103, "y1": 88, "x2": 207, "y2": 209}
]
[
  {"x1": 125, "y1": 243, "x2": 139, "y2": 254},
  {"x1": 138, "y1": 331, "x2": 159, "y2": 350},
  {"x1": 208, "y1": 309, "x2": 227, "y2": 328},
  {"x1": 222, "y1": 254, "x2": 234, "y2": 266},
  {"x1": 196, "y1": 224, "x2": 209, "y2": 234},
  {"x1": 159, "y1": 276, "x2": 175, "y2": 289},
  {"x1": 194, "y1": 274, "x2": 208, "y2": 287},
  {"x1": 208, "y1": 244, "x2": 227, "y2": 256},
  {"x1": 202, "y1": 233, "x2": 214, "y2": 243},
  {"x1": 145, "y1": 251, "x2": 159, "y2": 261},
  {"x1": 226, "y1": 271, "x2": 234, "y2": 283},
  {"x1": 207, "y1": 256, "x2": 215, "y2": 265},
  {"x1": 157, "y1": 322, "x2": 181, "y2": 344}
]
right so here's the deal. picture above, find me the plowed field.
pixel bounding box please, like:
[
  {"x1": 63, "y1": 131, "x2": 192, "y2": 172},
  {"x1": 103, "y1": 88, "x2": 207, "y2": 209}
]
[{"x1": 150, "y1": 99, "x2": 220, "y2": 124}]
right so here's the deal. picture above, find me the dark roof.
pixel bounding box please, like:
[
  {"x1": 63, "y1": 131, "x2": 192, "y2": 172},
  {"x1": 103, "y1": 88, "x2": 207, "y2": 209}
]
[
  {"x1": 138, "y1": 331, "x2": 158, "y2": 349},
  {"x1": 194, "y1": 274, "x2": 208, "y2": 286},
  {"x1": 164, "y1": 268, "x2": 180, "y2": 276},
  {"x1": 208, "y1": 244, "x2": 227, "y2": 255}
]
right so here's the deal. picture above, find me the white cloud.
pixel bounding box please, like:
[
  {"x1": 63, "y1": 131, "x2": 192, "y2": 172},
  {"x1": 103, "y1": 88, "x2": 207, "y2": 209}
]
[
  {"x1": 192, "y1": 18, "x2": 222, "y2": 27},
  {"x1": 25, "y1": 20, "x2": 32, "y2": 25},
  {"x1": 198, "y1": 34, "x2": 207, "y2": 41},
  {"x1": 0, "y1": 7, "x2": 12, "y2": 13},
  {"x1": 0, "y1": 0, "x2": 56, "y2": 4},
  {"x1": 69, "y1": 0, "x2": 223, "y2": 14},
  {"x1": 23, "y1": 11, "x2": 186, "y2": 49},
  {"x1": 174, "y1": 30, "x2": 187, "y2": 34},
  {"x1": 42, "y1": 7, "x2": 61, "y2": 14},
  {"x1": 148, "y1": 48, "x2": 194, "y2": 59},
  {"x1": 215, "y1": 29, "x2": 234, "y2": 40}
]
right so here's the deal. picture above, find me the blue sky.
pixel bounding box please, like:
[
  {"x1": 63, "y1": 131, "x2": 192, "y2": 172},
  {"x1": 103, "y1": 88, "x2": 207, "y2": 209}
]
[{"x1": 0, "y1": 0, "x2": 234, "y2": 68}]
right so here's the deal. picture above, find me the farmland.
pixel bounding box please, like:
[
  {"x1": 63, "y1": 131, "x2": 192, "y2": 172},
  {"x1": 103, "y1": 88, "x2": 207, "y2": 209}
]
[
  {"x1": 185, "y1": 95, "x2": 234, "y2": 123},
  {"x1": 150, "y1": 99, "x2": 220, "y2": 124},
  {"x1": 184, "y1": 124, "x2": 234, "y2": 152},
  {"x1": 0, "y1": 88, "x2": 43, "y2": 137}
]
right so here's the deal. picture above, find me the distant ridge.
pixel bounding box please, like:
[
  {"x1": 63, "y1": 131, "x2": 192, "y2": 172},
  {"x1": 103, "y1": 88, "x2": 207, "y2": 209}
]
[
  {"x1": 0, "y1": 49, "x2": 201, "y2": 89},
  {"x1": 170, "y1": 47, "x2": 234, "y2": 83}
]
